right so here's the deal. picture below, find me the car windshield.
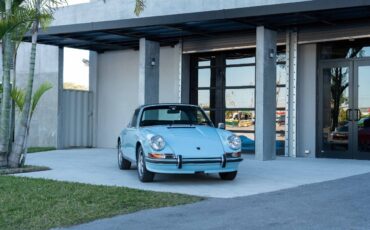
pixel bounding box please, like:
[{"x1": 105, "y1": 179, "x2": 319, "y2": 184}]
[{"x1": 139, "y1": 105, "x2": 213, "y2": 127}]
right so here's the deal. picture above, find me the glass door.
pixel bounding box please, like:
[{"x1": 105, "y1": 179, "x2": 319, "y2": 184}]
[
  {"x1": 318, "y1": 61, "x2": 354, "y2": 158},
  {"x1": 319, "y1": 59, "x2": 370, "y2": 159},
  {"x1": 354, "y1": 60, "x2": 370, "y2": 159}
]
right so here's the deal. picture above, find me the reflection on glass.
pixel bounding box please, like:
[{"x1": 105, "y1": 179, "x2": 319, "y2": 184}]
[
  {"x1": 225, "y1": 89, "x2": 255, "y2": 108},
  {"x1": 237, "y1": 133, "x2": 255, "y2": 153},
  {"x1": 276, "y1": 133, "x2": 285, "y2": 155},
  {"x1": 358, "y1": 66, "x2": 370, "y2": 152},
  {"x1": 198, "y1": 90, "x2": 210, "y2": 110},
  {"x1": 198, "y1": 69, "x2": 211, "y2": 87},
  {"x1": 226, "y1": 56, "x2": 255, "y2": 65},
  {"x1": 320, "y1": 41, "x2": 370, "y2": 59},
  {"x1": 203, "y1": 110, "x2": 215, "y2": 125},
  {"x1": 277, "y1": 64, "x2": 287, "y2": 85},
  {"x1": 198, "y1": 57, "x2": 212, "y2": 67},
  {"x1": 276, "y1": 52, "x2": 287, "y2": 63},
  {"x1": 226, "y1": 66, "x2": 255, "y2": 86},
  {"x1": 276, "y1": 110, "x2": 286, "y2": 133},
  {"x1": 276, "y1": 87, "x2": 287, "y2": 108},
  {"x1": 321, "y1": 67, "x2": 349, "y2": 152},
  {"x1": 225, "y1": 110, "x2": 255, "y2": 132}
]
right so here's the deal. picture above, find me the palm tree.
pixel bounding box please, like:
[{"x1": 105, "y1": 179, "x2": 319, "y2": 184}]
[
  {"x1": 7, "y1": 0, "x2": 147, "y2": 167},
  {"x1": 0, "y1": 0, "x2": 14, "y2": 167},
  {"x1": 0, "y1": 0, "x2": 41, "y2": 166},
  {"x1": 8, "y1": 0, "x2": 63, "y2": 167}
]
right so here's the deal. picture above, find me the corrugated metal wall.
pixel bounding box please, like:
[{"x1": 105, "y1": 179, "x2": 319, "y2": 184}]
[{"x1": 62, "y1": 90, "x2": 93, "y2": 148}]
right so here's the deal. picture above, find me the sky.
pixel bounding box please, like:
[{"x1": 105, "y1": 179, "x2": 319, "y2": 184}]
[{"x1": 63, "y1": 47, "x2": 89, "y2": 88}]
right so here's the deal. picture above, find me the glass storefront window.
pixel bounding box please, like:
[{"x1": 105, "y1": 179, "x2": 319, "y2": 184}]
[
  {"x1": 225, "y1": 89, "x2": 255, "y2": 109},
  {"x1": 225, "y1": 110, "x2": 255, "y2": 131},
  {"x1": 277, "y1": 64, "x2": 287, "y2": 85},
  {"x1": 226, "y1": 55, "x2": 255, "y2": 65},
  {"x1": 192, "y1": 47, "x2": 287, "y2": 155},
  {"x1": 226, "y1": 66, "x2": 255, "y2": 86},
  {"x1": 320, "y1": 39, "x2": 370, "y2": 60},
  {"x1": 198, "y1": 69, "x2": 211, "y2": 87},
  {"x1": 198, "y1": 90, "x2": 212, "y2": 110},
  {"x1": 276, "y1": 87, "x2": 287, "y2": 109}
]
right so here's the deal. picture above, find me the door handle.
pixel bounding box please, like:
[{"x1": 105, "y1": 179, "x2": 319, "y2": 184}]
[
  {"x1": 346, "y1": 109, "x2": 352, "y2": 121},
  {"x1": 355, "y1": 109, "x2": 361, "y2": 121}
]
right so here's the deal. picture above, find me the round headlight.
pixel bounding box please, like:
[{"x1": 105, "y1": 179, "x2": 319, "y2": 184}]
[
  {"x1": 150, "y1": 135, "x2": 165, "y2": 151},
  {"x1": 227, "y1": 135, "x2": 241, "y2": 150}
]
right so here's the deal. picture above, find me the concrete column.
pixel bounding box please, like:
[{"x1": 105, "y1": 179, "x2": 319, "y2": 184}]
[
  {"x1": 255, "y1": 26, "x2": 277, "y2": 161},
  {"x1": 89, "y1": 51, "x2": 98, "y2": 147},
  {"x1": 139, "y1": 38, "x2": 160, "y2": 105},
  {"x1": 56, "y1": 47, "x2": 64, "y2": 149}
]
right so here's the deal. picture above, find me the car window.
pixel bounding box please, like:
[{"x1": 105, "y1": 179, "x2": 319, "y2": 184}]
[
  {"x1": 140, "y1": 105, "x2": 213, "y2": 127},
  {"x1": 130, "y1": 109, "x2": 140, "y2": 128}
]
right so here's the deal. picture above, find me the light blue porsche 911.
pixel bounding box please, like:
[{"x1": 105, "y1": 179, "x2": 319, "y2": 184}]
[{"x1": 117, "y1": 104, "x2": 243, "y2": 182}]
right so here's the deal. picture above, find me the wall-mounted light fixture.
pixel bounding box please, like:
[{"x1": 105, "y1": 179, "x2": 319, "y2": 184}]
[
  {"x1": 151, "y1": 58, "x2": 156, "y2": 67},
  {"x1": 269, "y1": 49, "x2": 276, "y2": 59}
]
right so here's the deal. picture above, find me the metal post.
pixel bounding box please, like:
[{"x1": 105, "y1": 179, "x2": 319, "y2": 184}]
[{"x1": 285, "y1": 30, "x2": 298, "y2": 157}]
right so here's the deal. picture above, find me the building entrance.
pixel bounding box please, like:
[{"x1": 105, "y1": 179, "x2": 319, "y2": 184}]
[{"x1": 318, "y1": 59, "x2": 370, "y2": 159}]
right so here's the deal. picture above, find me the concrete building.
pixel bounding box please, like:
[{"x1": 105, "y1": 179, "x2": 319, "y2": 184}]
[{"x1": 10, "y1": 0, "x2": 370, "y2": 160}]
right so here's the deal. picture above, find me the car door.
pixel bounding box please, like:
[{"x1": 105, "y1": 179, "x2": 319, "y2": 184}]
[{"x1": 122, "y1": 108, "x2": 140, "y2": 161}]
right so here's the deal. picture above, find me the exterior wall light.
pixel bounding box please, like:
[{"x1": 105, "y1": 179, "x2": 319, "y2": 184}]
[
  {"x1": 269, "y1": 49, "x2": 276, "y2": 58},
  {"x1": 151, "y1": 58, "x2": 156, "y2": 66}
]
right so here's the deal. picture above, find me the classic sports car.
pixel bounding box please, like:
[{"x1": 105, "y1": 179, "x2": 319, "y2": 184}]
[{"x1": 117, "y1": 104, "x2": 243, "y2": 182}]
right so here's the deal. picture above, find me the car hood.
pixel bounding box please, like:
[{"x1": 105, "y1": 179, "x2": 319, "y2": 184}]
[{"x1": 142, "y1": 125, "x2": 225, "y2": 157}]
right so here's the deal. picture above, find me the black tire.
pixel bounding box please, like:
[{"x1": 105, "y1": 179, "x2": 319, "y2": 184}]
[
  {"x1": 118, "y1": 140, "x2": 131, "y2": 170},
  {"x1": 219, "y1": 171, "x2": 238, "y2": 180},
  {"x1": 137, "y1": 146, "x2": 155, "y2": 182}
]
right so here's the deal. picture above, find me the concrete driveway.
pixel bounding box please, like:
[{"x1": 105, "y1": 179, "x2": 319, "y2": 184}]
[{"x1": 18, "y1": 148, "x2": 370, "y2": 198}]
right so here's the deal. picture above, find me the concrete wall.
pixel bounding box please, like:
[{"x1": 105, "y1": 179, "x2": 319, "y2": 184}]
[
  {"x1": 159, "y1": 45, "x2": 181, "y2": 103},
  {"x1": 52, "y1": 0, "x2": 310, "y2": 26},
  {"x1": 96, "y1": 50, "x2": 139, "y2": 148},
  {"x1": 297, "y1": 43, "x2": 317, "y2": 157},
  {"x1": 96, "y1": 45, "x2": 181, "y2": 148},
  {"x1": 0, "y1": 43, "x2": 59, "y2": 147}
]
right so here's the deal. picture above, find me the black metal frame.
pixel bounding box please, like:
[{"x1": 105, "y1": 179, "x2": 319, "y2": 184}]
[{"x1": 190, "y1": 48, "x2": 287, "y2": 154}]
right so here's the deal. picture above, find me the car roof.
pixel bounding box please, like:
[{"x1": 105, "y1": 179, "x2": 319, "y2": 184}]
[{"x1": 137, "y1": 103, "x2": 201, "y2": 110}]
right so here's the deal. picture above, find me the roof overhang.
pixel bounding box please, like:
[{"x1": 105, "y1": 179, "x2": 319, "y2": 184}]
[{"x1": 24, "y1": 0, "x2": 370, "y2": 52}]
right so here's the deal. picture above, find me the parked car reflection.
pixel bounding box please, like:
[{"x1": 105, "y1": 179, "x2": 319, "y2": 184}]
[{"x1": 328, "y1": 117, "x2": 370, "y2": 150}]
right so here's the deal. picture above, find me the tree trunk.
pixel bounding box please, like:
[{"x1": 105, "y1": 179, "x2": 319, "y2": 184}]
[
  {"x1": 8, "y1": 19, "x2": 39, "y2": 168},
  {"x1": 0, "y1": 0, "x2": 13, "y2": 167},
  {"x1": 9, "y1": 43, "x2": 17, "y2": 153}
]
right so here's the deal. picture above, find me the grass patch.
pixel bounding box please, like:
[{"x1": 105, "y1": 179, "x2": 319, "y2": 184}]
[
  {"x1": 0, "y1": 176, "x2": 203, "y2": 230},
  {"x1": 27, "y1": 147, "x2": 56, "y2": 153},
  {"x1": 0, "y1": 165, "x2": 50, "y2": 175}
]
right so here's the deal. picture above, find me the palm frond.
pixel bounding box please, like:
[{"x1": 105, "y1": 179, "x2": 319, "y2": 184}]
[
  {"x1": 31, "y1": 82, "x2": 52, "y2": 117},
  {"x1": 11, "y1": 87, "x2": 26, "y2": 111},
  {"x1": 134, "y1": 0, "x2": 145, "y2": 16},
  {"x1": 0, "y1": 6, "x2": 36, "y2": 39}
]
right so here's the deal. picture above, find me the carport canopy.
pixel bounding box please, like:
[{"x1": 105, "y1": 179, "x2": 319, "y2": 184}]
[{"x1": 24, "y1": 0, "x2": 370, "y2": 52}]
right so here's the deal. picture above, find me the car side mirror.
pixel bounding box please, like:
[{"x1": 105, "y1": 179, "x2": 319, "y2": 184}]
[{"x1": 218, "y1": 123, "x2": 225, "y2": 129}]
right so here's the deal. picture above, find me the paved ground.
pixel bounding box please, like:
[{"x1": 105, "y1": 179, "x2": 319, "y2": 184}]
[
  {"x1": 62, "y1": 172, "x2": 370, "y2": 230},
  {"x1": 18, "y1": 148, "x2": 370, "y2": 198}
]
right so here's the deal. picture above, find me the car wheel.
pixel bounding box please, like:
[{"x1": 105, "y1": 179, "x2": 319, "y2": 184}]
[
  {"x1": 137, "y1": 146, "x2": 155, "y2": 182},
  {"x1": 118, "y1": 140, "x2": 131, "y2": 170},
  {"x1": 219, "y1": 171, "x2": 237, "y2": 180}
]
